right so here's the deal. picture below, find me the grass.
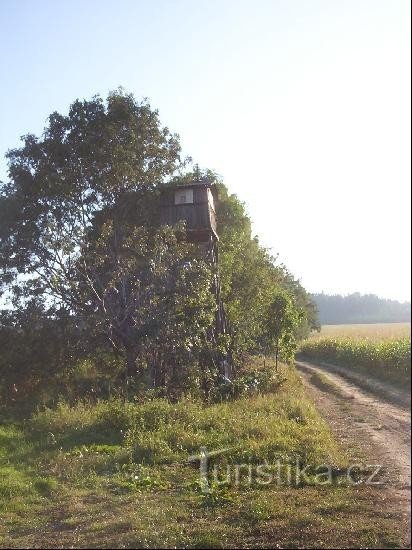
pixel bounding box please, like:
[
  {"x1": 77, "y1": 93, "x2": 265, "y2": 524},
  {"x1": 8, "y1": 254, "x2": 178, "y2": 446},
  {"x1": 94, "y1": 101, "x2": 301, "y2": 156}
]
[
  {"x1": 29, "y1": 388, "x2": 340, "y2": 467},
  {"x1": 301, "y1": 323, "x2": 411, "y2": 387},
  {"x1": 0, "y1": 362, "x2": 409, "y2": 548}
]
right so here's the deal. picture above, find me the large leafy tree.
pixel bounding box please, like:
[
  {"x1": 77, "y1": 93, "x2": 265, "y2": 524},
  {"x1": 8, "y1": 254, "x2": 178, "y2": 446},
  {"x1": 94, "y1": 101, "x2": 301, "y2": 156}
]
[
  {"x1": 76, "y1": 218, "x2": 215, "y2": 381},
  {"x1": 0, "y1": 90, "x2": 182, "y2": 312},
  {"x1": 0, "y1": 91, "x2": 318, "y2": 404},
  {"x1": 0, "y1": 90, "x2": 210, "y2": 384}
]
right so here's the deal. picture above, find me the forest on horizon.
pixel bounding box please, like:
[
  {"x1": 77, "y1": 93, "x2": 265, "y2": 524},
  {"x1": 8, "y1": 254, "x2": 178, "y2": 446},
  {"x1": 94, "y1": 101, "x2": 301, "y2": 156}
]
[{"x1": 312, "y1": 292, "x2": 411, "y2": 325}]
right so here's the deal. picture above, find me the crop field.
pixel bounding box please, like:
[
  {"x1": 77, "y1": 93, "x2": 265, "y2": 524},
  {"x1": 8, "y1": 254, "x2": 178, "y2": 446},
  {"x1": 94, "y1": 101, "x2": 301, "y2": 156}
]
[
  {"x1": 300, "y1": 323, "x2": 411, "y2": 387},
  {"x1": 311, "y1": 322, "x2": 411, "y2": 341}
]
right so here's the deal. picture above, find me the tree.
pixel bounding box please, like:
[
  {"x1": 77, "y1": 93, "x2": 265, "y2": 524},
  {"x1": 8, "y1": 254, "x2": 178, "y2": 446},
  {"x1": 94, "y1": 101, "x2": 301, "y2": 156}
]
[
  {"x1": 0, "y1": 91, "x2": 196, "y2": 381},
  {"x1": 0, "y1": 90, "x2": 319, "y2": 404},
  {"x1": 214, "y1": 181, "x2": 317, "y2": 363},
  {"x1": 75, "y1": 217, "x2": 216, "y2": 383},
  {"x1": 0, "y1": 301, "x2": 77, "y2": 408},
  {"x1": 0, "y1": 89, "x2": 183, "y2": 313},
  {"x1": 312, "y1": 292, "x2": 411, "y2": 325},
  {"x1": 260, "y1": 289, "x2": 303, "y2": 370}
]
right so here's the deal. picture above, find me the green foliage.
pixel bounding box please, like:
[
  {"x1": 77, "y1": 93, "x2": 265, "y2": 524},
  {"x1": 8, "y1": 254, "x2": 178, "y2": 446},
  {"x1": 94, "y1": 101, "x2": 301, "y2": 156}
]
[
  {"x1": 77, "y1": 217, "x2": 217, "y2": 386},
  {"x1": 0, "y1": 91, "x2": 319, "y2": 406},
  {"x1": 300, "y1": 336, "x2": 411, "y2": 386},
  {"x1": 260, "y1": 289, "x2": 304, "y2": 369},
  {"x1": 30, "y1": 365, "x2": 340, "y2": 469},
  {"x1": 211, "y1": 180, "x2": 318, "y2": 366},
  {"x1": 210, "y1": 367, "x2": 286, "y2": 401},
  {"x1": 1, "y1": 89, "x2": 182, "y2": 305},
  {"x1": 0, "y1": 303, "x2": 80, "y2": 411}
]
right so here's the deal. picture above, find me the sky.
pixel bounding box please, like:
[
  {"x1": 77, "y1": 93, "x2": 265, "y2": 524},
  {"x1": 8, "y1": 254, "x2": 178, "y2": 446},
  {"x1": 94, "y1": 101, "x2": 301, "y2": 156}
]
[{"x1": 0, "y1": 0, "x2": 410, "y2": 302}]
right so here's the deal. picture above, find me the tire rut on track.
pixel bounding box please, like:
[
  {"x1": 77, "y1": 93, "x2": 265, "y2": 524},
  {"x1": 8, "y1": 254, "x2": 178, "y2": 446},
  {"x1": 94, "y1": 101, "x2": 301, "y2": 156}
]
[{"x1": 296, "y1": 359, "x2": 411, "y2": 543}]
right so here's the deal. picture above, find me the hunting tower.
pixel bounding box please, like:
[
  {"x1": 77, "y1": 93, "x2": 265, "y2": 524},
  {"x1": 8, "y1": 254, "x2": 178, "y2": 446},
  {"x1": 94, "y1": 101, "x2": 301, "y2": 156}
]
[
  {"x1": 160, "y1": 180, "x2": 231, "y2": 378},
  {"x1": 160, "y1": 180, "x2": 218, "y2": 241}
]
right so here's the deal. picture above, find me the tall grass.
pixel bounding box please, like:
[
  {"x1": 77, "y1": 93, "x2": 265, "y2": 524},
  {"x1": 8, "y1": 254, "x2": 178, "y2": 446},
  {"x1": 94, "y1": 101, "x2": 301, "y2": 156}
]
[
  {"x1": 0, "y1": 363, "x2": 345, "y2": 532},
  {"x1": 4, "y1": 362, "x2": 405, "y2": 549},
  {"x1": 300, "y1": 337, "x2": 411, "y2": 386},
  {"x1": 30, "y1": 373, "x2": 340, "y2": 468}
]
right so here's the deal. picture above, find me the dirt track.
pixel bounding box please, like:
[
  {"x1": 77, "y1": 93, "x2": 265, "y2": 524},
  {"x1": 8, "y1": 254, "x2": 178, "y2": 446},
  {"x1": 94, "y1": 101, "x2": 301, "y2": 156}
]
[{"x1": 296, "y1": 360, "x2": 411, "y2": 541}]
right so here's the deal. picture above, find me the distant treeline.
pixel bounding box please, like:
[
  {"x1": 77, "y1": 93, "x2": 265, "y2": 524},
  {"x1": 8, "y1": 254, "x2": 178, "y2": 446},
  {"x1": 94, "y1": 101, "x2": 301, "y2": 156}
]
[{"x1": 312, "y1": 293, "x2": 411, "y2": 325}]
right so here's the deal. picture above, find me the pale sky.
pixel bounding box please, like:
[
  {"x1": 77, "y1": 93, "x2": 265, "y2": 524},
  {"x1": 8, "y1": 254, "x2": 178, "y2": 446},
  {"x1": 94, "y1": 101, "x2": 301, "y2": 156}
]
[{"x1": 0, "y1": 0, "x2": 410, "y2": 301}]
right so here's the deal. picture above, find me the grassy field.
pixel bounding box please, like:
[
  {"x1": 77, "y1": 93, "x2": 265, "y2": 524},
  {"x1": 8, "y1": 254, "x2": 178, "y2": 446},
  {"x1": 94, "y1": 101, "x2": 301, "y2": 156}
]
[
  {"x1": 0, "y1": 362, "x2": 407, "y2": 548},
  {"x1": 300, "y1": 323, "x2": 411, "y2": 387}
]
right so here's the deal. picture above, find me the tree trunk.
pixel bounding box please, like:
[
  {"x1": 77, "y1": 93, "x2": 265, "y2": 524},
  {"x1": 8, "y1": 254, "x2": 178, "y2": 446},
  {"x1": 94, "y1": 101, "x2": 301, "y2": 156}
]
[{"x1": 125, "y1": 347, "x2": 136, "y2": 379}]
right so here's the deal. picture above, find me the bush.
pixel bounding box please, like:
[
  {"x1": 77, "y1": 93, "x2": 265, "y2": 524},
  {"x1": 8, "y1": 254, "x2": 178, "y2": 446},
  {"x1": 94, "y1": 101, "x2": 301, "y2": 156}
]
[{"x1": 210, "y1": 361, "x2": 286, "y2": 402}]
